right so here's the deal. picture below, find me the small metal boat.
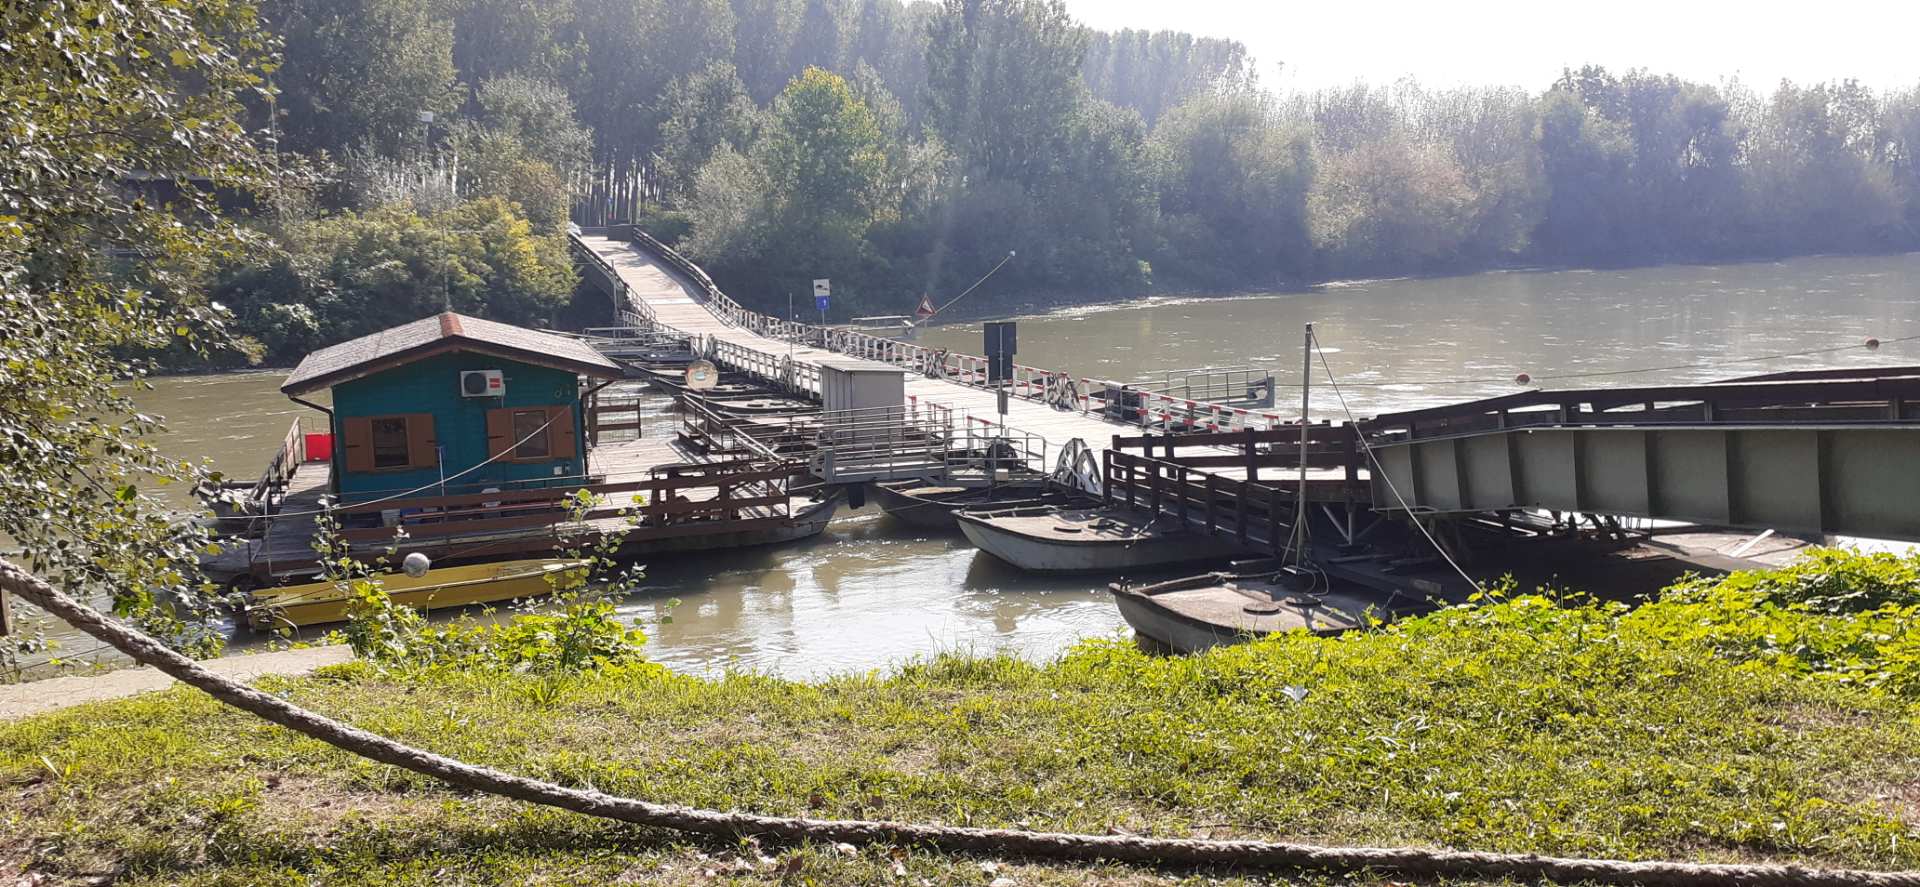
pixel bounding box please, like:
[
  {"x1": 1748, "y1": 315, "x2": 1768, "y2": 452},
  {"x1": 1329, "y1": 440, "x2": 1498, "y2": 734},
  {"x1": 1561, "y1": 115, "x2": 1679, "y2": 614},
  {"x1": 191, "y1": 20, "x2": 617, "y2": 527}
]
[
  {"x1": 243, "y1": 558, "x2": 591, "y2": 631},
  {"x1": 871, "y1": 479, "x2": 1060, "y2": 530},
  {"x1": 955, "y1": 505, "x2": 1253, "y2": 573},
  {"x1": 1109, "y1": 571, "x2": 1433, "y2": 652},
  {"x1": 701, "y1": 395, "x2": 816, "y2": 417}
]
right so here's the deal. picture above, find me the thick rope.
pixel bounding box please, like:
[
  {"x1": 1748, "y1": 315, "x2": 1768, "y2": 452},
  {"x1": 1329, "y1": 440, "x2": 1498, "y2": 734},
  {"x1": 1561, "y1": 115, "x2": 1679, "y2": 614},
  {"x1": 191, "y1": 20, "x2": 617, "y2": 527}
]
[{"x1": 4, "y1": 558, "x2": 1916, "y2": 887}]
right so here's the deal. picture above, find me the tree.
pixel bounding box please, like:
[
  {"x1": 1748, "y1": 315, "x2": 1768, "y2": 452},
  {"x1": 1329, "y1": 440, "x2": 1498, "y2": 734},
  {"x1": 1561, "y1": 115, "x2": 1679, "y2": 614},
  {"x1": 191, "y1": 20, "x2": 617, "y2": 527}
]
[
  {"x1": 1535, "y1": 83, "x2": 1635, "y2": 262},
  {"x1": 1082, "y1": 29, "x2": 1254, "y2": 126},
  {"x1": 264, "y1": 0, "x2": 460, "y2": 156},
  {"x1": 925, "y1": 0, "x2": 1087, "y2": 186},
  {"x1": 472, "y1": 75, "x2": 594, "y2": 168},
  {"x1": 453, "y1": 75, "x2": 594, "y2": 231},
  {"x1": 788, "y1": 0, "x2": 853, "y2": 78},
  {"x1": 730, "y1": 0, "x2": 806, "y2": 102},
  {"x1": 1416, "y1": 86, "x2": 1548, "y2": 261},
  {"x1": 573, "y1": 0, "x2": 735, "y2": 163},
  {"x1": 452, "y1": 0, "x2": 581, "y2": 86},
  {"x1": 1745, "y1": 80, "x2": 1904, "y2": 253},
  {"x1": 657, "y1": 62, "x2": 764, "y2": 202},
  {"x1": 1308, "y1": 134, "x2": 1476, "y2": 273},
  {"x1": 1031, "y1": 100, "x2": 1156, "y2": 289},
  {"x1": 216, "y1": 198, "x2": 576, "y2": 361},
  {"x1": 684, "y1": 68, "x2": 897, "y2": 310},
  {"x1": 2, "y1": 0, "x2": 283, "y2": 648},
  {"x1": 1884, "y1": 86, "x2": 1920, "y2": 235},
  {"x1": 847, "y1": 0, "x2": 933, "y2": 125},
  {"x1": 1149, "y1": 92, "x2": 1314, "y2": 286},
  {"x1": 758, "y1": 68, "x2": 894, "y2": 230}
]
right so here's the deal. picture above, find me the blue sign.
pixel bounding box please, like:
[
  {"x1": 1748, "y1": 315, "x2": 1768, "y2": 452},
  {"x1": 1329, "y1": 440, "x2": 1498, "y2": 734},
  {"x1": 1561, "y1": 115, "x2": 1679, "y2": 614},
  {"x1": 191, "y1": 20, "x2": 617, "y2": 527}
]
[{"x1": 815, "y1": 295, "x2": 829, "y2": 313}]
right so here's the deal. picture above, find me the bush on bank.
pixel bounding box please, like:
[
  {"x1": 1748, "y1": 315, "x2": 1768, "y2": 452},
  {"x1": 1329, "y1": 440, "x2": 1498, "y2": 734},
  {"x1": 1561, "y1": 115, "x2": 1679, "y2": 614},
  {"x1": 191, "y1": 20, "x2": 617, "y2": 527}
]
[{"x1": 0, "y1": 549, "x2": 1916, "y2": 885}]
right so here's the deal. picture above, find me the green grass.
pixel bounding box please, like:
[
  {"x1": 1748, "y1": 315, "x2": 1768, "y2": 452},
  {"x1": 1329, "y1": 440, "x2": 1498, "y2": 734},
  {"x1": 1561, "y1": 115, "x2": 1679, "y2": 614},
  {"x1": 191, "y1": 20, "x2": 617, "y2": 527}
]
[{"x1": 3, "y1": 550, "x2": 1918, "y2": 885}]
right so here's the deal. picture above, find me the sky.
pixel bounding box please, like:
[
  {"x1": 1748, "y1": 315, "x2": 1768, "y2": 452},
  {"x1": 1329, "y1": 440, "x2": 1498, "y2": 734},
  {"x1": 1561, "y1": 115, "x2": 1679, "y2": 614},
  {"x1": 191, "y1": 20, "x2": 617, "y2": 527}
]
[{"x1": 1064, "y1": 0, "x2": 1920, "y2": 94}]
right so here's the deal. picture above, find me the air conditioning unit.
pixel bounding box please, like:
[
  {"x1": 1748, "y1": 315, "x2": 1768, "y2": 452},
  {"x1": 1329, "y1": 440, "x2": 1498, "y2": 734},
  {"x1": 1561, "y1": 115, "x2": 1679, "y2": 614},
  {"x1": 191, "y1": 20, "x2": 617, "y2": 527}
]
[{"x1": 459, "y1": 369, "x2": 505, "y2": 397}]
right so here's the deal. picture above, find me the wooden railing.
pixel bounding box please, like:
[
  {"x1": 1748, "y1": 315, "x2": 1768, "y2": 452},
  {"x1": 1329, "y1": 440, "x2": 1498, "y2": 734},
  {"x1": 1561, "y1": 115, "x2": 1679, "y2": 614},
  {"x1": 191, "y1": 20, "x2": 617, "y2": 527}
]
[
  {"x1": 1102, "y1": 450, "x2": 1292, "y2": 555},
  {"x1": 1112, "y1": 425, "x2": 1359, "y2": 473},
  {"x1": 248, "y1": 418, "x2": 309, "y2": 511},
  {"x1": 329, "y1": 458, "x2": 803, "y2": 545}
]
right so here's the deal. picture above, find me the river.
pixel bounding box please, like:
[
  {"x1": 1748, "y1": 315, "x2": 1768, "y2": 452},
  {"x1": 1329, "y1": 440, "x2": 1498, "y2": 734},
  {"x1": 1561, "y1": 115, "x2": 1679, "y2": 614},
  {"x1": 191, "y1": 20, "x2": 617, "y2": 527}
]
[{"x1": 19, "y1": 252, "x2": 1920, "y2": 678}]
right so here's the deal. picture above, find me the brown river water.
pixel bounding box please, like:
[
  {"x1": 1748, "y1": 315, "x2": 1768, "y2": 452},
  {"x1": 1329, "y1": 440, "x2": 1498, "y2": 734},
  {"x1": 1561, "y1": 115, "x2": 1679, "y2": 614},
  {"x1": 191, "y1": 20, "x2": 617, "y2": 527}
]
[{"x1": 18, "y1": 252, "x2": 1920, "y2": 678}]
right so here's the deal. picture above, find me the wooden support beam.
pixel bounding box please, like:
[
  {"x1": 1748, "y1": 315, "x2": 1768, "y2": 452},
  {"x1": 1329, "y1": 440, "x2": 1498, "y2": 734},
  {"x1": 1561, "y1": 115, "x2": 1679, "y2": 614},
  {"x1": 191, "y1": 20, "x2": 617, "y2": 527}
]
[{"x1": 1, "y1": 585, "x2": 13, "y2": 637}]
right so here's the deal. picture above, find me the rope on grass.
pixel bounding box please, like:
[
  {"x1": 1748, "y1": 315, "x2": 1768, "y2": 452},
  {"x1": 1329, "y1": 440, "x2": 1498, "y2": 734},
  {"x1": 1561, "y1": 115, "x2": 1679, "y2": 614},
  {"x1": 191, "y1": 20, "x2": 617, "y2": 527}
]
[{"x1": 4, "y1": 557, "x2": 1917, "y2": 887}]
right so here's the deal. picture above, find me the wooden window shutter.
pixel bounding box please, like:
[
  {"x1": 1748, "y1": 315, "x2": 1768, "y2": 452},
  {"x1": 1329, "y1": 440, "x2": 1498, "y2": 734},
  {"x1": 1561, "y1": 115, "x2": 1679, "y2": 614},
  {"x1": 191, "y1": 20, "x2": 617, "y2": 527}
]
[
  {"x1": 549, "y1": 406, "x2": 577, "y2": 459},
  {"x1": 485, "y1": 408, "x2": 513, "y2": 459},
  {"x1": 342, "y1": 417, "x2": 375, "y2": 473},
  {"x1": 406, "y1": 413, "x2": 437, "y2": 470}
]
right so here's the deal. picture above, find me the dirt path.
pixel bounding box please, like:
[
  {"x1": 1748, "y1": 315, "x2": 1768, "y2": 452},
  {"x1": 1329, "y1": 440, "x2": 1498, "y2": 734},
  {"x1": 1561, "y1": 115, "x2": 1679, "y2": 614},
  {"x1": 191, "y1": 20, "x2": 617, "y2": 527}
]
[{"x1": 0, "y1": 645, "x2": 352, "y2": 721}]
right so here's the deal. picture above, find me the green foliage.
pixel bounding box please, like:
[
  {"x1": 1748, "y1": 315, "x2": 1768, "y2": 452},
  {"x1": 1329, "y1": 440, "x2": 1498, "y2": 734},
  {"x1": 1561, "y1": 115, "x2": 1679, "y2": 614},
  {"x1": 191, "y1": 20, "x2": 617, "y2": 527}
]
[
  {"x1": 1082, "y1": 29, "x2": 1255, "y2": 126},
  {"x1": 394, "y1": 599, "x2": 654, "y2": 676},
  {"x1": 925, "y1": 0, "x2": 1087, "y2": 187},
  {"x1": 684, "y1": 68, "x2": 901, "y2": 308},
  {"x1": 310, "y1": 492, "x2": 653, "y2": 677},
  {"x1": 214, "y1": 196, "x2": 574, "y2": 362},
  {"x1": 1, "y1": 0, "x2": 282, "y2": 641},
  {"x1": 266, "y1": 0, "x2": 461, "y2": 156},
  {"x1": 1148, "y1": 92, "x2": 1314, "y2": 287},
  {"x1": 228, "y1": 0, "x2": 1920, "y2": 322},
  {"x1": 1636, "y1": 549, "x2": 1920, "y2": 696},
  {"x1": 657, "y1": 62, "x2": 764, "y2": 202}
]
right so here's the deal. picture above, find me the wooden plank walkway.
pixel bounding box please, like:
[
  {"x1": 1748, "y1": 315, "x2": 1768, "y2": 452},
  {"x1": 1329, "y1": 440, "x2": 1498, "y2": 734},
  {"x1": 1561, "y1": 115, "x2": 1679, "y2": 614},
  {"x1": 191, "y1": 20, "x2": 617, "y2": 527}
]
[{"x1": 576, "y1": 234, "x2": 1357, "y2": 489}]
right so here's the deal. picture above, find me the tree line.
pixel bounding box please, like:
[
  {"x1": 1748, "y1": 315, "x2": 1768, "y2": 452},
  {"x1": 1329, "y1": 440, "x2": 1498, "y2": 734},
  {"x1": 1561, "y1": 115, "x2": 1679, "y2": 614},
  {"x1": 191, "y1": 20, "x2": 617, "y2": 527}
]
[{"x1": 222, "y1": 0, "x2": 1920, "y2": 356}]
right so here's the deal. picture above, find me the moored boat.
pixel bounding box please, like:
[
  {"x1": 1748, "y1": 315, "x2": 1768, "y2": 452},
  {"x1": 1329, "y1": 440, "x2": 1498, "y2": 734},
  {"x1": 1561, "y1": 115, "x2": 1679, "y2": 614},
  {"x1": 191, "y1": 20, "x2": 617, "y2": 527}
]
[
  {"x1": 872, "y1": 479, "x2": 1061, "y2": 530},
  {"x1": 243, "y1": 558, "x2": 592, "y2": 631},
  {"x1": 700, "y1": 394, "x2": 816, "y2": 416},
  {"x1": 955, "y1": 505, "x2": 1252, "y2": 573},
  {"x1": 1109, "y1": 571, "x2": 1433, "y2": 652}
]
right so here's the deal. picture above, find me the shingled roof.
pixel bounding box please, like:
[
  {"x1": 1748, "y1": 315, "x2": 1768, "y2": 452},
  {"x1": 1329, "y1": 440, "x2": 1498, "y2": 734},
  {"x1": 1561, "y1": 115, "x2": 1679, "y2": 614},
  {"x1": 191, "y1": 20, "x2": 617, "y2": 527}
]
[{"x1": 281, "y1": 312, "x2": 622, "y2": 396}]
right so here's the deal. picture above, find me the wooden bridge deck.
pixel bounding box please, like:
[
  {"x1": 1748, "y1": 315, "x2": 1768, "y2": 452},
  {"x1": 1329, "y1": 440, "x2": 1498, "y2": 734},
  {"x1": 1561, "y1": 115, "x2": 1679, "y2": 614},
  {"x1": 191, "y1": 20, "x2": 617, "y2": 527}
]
[{"x1": 575, "y1": 234, "x2": 1354, "y2": 490}]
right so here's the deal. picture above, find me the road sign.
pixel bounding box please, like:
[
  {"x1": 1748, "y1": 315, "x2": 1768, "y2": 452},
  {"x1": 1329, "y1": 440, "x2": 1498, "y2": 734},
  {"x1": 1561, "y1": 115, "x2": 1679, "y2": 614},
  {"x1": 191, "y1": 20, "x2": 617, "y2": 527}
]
[
  {"x1": 984, "y1": 321, "x2": 1016, "y2": 384},
  {"x1": 815, "y1": 294, "x2": 829, "y2": 313},
  {"x1": 812, "y1": 279, "x2": 830, "y2": 297}
]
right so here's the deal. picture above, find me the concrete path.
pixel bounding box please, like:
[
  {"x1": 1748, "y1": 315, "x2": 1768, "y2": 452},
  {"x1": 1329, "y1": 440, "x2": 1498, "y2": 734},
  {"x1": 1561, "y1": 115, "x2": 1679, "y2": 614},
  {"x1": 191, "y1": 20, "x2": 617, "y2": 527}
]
[{"x1": 0, "y1": 645, "x2": 353, "y2": 721}]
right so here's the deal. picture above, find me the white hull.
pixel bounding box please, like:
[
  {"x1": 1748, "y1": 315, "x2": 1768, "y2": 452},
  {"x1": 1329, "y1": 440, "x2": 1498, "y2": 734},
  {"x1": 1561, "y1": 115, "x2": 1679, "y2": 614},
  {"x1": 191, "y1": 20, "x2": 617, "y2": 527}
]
[{"x1": 957, "y1": 514, "x2": 1246, "y2": 573}]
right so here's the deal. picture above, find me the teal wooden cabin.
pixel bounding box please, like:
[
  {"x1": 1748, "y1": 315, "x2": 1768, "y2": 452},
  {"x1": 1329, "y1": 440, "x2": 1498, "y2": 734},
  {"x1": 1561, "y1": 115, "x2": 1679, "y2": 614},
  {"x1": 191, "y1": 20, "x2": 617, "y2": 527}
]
[{"x1": 280, "y1": 312, "x2": 623, "y2": 505}]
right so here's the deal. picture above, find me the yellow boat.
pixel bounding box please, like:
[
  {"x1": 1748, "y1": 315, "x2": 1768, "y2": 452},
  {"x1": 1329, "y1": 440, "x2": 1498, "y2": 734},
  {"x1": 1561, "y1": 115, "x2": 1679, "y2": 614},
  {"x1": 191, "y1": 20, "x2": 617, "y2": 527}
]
[{"x1": 244, "y1": 558, "x2": 593, "y2": 631}]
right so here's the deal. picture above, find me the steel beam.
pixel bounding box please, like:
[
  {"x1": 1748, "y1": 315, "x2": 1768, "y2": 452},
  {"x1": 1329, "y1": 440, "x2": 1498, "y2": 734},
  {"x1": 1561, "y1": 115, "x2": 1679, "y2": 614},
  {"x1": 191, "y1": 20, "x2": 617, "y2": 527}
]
[{"x1": 1368, "y1": 425, "x2": 1920, "y2": 541}]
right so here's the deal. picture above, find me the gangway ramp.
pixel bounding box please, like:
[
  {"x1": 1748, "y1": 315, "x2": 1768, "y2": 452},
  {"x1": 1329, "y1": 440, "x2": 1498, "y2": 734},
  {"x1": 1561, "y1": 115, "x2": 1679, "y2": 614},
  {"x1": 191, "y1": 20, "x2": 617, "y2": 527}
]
[{"x1": 571, "y1": 226, "x2": 1358, "y2": 495}]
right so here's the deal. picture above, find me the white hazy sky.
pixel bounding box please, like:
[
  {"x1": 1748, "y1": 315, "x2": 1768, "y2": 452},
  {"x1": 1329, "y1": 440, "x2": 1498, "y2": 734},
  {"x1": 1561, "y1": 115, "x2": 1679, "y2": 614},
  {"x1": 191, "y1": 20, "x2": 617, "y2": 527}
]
[{"x1": 1064, "y1": 0, "x2": 1920, "y2": 93}]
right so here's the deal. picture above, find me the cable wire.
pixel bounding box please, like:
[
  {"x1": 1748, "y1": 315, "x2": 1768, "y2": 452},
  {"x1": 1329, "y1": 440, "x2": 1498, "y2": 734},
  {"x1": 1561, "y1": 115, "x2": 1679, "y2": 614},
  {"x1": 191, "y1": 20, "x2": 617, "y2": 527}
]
[
  {"x1": 931, "y1": 250, "x2": 1018, "y2": 317},
  {"x1": 1313, "y1": 338, "x2": 1482, "y2": 595}
]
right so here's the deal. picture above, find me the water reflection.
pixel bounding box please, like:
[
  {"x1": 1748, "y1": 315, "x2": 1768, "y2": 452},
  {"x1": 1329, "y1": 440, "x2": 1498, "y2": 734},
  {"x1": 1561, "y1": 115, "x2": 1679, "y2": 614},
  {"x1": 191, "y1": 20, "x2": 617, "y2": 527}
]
[{"x1": 621, "y1": 508, "x2": 1135, "y2": 678}]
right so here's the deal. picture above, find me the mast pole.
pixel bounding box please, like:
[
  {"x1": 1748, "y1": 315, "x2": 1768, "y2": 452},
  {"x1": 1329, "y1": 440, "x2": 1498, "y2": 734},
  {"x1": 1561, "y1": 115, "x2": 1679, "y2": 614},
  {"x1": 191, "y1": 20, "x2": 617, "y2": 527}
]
[{"x1": 1295, "y1": 323, "x2": 1313, "y2": 565}]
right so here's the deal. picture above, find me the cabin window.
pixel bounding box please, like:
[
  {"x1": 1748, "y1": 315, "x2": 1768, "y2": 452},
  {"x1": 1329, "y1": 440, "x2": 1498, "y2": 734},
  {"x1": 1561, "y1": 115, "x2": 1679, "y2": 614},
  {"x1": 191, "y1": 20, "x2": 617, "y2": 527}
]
[
  {"x1": 511, "y1": 409, "x2": 551, "y2": 459},
  {"x1": 342, "y1": 413, "x2": 435, "y2": 474},
  {"x1": 486, "y1": 406, "x2": 574, "y2": 462},
  {"x1": 371, "y1": 417, "x2": 412, "y2": 469}
]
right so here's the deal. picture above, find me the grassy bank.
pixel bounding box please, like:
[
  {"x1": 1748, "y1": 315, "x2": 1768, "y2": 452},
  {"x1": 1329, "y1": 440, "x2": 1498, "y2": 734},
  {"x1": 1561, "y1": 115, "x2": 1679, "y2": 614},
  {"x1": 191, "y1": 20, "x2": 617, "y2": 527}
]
[{"x1": 3, "y1": 551, "x2": 1917, "y2": 885}]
